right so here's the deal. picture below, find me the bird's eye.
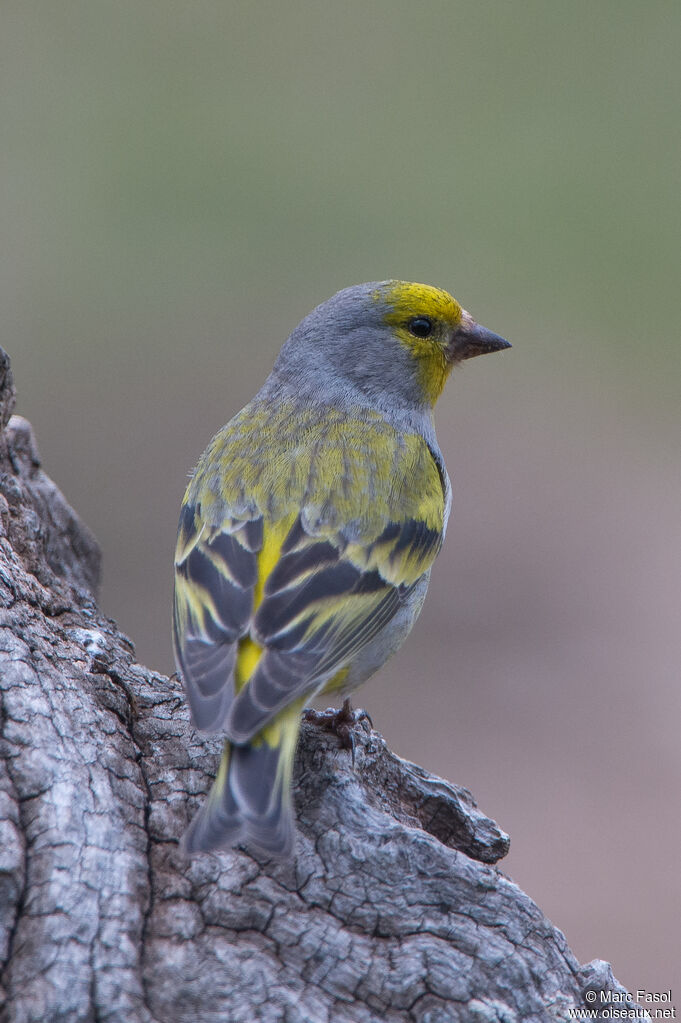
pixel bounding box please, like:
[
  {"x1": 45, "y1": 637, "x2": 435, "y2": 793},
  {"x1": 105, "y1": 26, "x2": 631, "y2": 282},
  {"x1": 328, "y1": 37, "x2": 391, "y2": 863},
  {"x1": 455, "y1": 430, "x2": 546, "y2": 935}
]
[{"x1": 408, "y1": 317, "x2": 433, "y2": 339}]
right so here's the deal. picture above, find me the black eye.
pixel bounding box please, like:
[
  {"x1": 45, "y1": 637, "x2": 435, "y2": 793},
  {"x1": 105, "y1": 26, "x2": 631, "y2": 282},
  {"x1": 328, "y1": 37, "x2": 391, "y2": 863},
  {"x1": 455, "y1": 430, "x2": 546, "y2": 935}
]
[{"x1": 408, "y1": 316, "x2": 433, "y2": 339}]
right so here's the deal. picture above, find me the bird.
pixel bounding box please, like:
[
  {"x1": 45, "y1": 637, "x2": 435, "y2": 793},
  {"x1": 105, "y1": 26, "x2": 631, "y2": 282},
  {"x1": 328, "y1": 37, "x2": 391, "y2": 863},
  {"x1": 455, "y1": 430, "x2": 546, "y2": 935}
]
[{"x1": 173, "y1": 280, "x2": 510, "y2": 856}]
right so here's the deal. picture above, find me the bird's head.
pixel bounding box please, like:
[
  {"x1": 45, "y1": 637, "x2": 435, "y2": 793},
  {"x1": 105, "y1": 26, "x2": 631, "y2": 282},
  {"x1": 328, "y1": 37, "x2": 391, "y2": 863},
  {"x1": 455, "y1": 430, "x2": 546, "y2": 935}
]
[{"x1": 274, "y1": 280, "x2": 510, "y2": 411}]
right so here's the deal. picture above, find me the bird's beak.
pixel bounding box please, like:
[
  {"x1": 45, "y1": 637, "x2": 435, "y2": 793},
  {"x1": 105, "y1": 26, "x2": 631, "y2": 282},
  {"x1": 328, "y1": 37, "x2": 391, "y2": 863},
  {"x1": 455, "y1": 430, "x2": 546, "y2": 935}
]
[{"x1": 448, "y1": 312, "x2": 511, "y2": 362}]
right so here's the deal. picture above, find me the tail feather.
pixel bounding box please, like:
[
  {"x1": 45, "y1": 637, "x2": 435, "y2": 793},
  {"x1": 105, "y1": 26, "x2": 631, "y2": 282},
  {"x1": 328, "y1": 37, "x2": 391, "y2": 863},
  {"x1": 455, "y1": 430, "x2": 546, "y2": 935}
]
[{"x1": 182, "y1": 702, "x2": 303, "y2": 857}]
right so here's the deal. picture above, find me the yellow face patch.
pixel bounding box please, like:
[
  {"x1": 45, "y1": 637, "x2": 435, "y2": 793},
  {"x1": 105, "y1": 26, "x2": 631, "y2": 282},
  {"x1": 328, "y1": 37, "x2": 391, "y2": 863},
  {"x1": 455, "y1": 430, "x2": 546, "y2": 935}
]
[
  {"x1": 374, "y1": 281, "x2": 464, "y2": 405},
  {"x1": 378, "y1": 281, "x2": 463, "y2": 329}
]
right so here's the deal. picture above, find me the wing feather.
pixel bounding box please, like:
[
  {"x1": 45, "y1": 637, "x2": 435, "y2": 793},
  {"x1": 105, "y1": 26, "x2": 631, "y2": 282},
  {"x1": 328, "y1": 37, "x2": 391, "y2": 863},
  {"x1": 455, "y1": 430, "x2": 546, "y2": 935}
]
[
  {"x1": 173, "y1": 505, "x2": 259, "y2": 731},
  {"x1": 224, "y1": 519, "x2": 428, "y2": 743}
]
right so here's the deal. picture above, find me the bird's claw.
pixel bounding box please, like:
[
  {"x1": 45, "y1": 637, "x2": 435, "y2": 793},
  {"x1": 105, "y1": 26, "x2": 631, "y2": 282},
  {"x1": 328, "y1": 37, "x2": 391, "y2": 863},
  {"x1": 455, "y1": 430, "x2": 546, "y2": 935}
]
[{"x1": 303, "y1": 699, "x2": 372, "y2": 762}]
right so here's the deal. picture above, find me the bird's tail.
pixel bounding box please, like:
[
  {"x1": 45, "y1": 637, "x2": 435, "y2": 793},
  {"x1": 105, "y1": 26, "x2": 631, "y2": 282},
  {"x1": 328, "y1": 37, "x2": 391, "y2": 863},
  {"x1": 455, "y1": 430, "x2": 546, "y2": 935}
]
[{"x1": 182, "y1": 700, "x2": 303, "y2": 857}]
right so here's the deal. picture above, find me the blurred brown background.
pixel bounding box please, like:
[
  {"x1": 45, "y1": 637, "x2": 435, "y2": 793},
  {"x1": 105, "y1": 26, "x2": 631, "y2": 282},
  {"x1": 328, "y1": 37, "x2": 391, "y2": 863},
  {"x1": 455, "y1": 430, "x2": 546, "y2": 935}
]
[{"x1": 5, "y1": 0, "x2": 680, "y2": 997}]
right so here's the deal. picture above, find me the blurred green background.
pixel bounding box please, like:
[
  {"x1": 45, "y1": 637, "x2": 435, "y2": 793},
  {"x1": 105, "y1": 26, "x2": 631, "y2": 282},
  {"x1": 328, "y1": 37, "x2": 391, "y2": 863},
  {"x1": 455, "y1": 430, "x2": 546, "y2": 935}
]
[{"x1": 5, "y1": 0, "x2": 680, "y2": 998}]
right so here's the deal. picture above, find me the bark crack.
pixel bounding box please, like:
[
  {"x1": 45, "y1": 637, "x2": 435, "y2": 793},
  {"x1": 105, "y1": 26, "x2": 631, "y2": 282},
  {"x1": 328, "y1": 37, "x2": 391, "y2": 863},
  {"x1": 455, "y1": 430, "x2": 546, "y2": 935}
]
[
  {"x1": 0, "y1": 687, "x2": 29, "y2": 994},
  {"x1": 130, "y1": 723, "x2": 162, "y2": 1023}
]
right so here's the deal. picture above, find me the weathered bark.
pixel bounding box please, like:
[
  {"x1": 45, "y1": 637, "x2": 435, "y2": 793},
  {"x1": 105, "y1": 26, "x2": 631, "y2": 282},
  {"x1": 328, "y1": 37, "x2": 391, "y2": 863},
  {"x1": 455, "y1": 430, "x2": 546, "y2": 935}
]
[{"x1": 0, "y1": 348, "x2": 632, "y2": 1022}]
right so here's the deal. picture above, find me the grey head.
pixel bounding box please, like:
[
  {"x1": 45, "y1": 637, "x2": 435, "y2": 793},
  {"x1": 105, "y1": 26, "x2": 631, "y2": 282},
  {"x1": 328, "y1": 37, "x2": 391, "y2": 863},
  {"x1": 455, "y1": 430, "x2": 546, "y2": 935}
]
[{"x1": 262, "y1": 280, "x2": 510, "y2": 421}]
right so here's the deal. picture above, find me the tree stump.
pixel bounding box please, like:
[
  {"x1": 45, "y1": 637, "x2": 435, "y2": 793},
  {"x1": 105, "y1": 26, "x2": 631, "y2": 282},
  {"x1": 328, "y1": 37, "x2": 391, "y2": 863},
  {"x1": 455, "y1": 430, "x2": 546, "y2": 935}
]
[{"x1": 0, "y1": 348, "x2": 632, "y2": 1022}]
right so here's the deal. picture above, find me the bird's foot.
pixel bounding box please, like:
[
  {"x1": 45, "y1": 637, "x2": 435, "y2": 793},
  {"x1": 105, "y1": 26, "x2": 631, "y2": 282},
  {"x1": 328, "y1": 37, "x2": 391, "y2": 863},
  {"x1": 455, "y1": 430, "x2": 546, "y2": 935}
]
[{"x1": 303, "y1": 699, "x2": 373, "y2": 759}]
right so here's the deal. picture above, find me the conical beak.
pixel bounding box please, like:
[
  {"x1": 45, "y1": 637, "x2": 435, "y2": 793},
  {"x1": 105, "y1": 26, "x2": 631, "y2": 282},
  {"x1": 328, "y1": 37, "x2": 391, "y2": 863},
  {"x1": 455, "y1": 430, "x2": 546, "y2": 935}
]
[{"x1": 449, "y1": 313, "x2": 511, "y2": 362}]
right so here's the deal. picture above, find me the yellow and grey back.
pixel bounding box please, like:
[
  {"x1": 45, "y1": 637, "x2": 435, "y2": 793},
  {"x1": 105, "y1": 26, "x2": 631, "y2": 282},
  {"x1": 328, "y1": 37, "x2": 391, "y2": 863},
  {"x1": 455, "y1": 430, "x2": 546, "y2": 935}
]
[{"x1": 173, "y1": 281, "x2": 509, "y2": 856}]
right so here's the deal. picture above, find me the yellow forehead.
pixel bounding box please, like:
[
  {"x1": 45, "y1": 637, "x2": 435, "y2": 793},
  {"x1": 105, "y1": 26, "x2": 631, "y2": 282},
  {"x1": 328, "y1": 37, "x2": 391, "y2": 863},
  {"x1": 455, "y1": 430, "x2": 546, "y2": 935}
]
[{"x1": 376, "y1": 280, "x2": 463, "y2": 328}]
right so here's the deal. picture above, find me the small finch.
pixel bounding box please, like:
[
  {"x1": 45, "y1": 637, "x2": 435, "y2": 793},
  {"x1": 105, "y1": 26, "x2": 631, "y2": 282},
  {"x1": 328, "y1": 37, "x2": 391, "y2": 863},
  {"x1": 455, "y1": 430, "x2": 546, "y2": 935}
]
[{"x1": 173, "y1": 281, "x2": 510, "y2": 855}]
